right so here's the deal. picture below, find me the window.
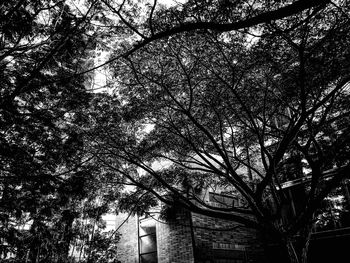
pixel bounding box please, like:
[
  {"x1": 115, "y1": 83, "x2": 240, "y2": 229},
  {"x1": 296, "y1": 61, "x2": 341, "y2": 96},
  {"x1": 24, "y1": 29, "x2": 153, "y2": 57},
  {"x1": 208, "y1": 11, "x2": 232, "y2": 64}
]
[
  {"x1": 209, "y1": 192, "x2": 237, "y2": 208},
  {"x1": 139, "y1": 217, "x2": 157, "y2": 263}
]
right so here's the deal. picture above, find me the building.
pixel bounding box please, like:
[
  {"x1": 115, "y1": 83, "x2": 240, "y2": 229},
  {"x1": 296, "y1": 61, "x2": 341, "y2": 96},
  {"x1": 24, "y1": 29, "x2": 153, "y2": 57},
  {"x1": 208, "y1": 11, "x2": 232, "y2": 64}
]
[
  {"x1": 115, "y1": 190, "x2": 264, "y2": 263},
  {"x1": 112, "y1": 166, "x2": 350, "y2": 263}
]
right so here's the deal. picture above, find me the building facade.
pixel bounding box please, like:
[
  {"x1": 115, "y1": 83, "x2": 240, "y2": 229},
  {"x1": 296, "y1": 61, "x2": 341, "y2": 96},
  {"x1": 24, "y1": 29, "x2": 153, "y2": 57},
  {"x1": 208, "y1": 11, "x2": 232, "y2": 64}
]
[
  {"x1": 115, "y1": 191, "x2": 264, "y2": 263},
  {"x1": 113, "y1": 167, "x2": 350, "y2": 263}
]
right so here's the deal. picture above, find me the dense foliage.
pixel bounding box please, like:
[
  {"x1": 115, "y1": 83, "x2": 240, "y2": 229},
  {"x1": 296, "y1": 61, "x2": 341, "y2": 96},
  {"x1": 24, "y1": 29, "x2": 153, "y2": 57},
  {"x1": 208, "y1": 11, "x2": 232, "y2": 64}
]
[
  {"x1": 0, "y1": 1, "x2": 120, "y2": 262},
  {"x1": 90, "y1": 1, "x2": 350, "y2": 263},
  {"x1": 2, "y1": 0, "x2": 350, "y2": 263}
]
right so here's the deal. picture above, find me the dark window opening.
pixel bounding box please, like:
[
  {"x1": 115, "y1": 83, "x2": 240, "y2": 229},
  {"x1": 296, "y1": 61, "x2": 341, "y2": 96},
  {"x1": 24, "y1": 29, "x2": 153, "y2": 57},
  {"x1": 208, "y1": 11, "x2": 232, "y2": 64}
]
[{"x1": 139, "y1": 217, "x2": 157, "y2": 263}]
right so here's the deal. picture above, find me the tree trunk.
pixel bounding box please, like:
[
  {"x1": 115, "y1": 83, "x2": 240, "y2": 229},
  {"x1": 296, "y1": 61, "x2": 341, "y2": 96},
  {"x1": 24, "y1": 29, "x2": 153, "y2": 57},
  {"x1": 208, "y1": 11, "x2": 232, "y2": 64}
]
[
  {"x1": 262, "y1": 227, "x2": 300, "y2": 263},
  {"x1": 58, "y1": 209, "x2": 75, "y2": 263},
  {"x1": 263, "y1": 226, "x2": 314, "y2": 263},
  {"x1": 301, "y1": 236, "x2": 311, "y2": 263},
  {"x1": 264, "y1": 240, "x2": 300, "y2": 263},
  {"x1": 300, "y1": 220, "x2": 313, "y2": 263},
  {"x1": 28, "y1": 219, "x2": 41, "y2": 263},
  {"x1": 286, "y1": 240, "x2": 300, "y2": 263}
]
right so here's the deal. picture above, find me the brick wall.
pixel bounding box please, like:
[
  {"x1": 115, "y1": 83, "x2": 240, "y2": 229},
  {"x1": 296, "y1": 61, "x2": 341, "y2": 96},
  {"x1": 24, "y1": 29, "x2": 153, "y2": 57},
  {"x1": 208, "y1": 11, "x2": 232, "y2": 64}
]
[
  {"x1": 114, "y1": 210, "x2": 265, "y2": 263},
  {"x1": 114, "y1": 211, "x2": 195, "y2": 263},
  {"x1": 157, "y1": 209, "x2": 195, "y2": 263},
  {"x1": 115, "y1": 213, "x2": 139, "y2": 263},
  {"x1": 191, "y1": 213, "x2": 265, "y2": 263}
]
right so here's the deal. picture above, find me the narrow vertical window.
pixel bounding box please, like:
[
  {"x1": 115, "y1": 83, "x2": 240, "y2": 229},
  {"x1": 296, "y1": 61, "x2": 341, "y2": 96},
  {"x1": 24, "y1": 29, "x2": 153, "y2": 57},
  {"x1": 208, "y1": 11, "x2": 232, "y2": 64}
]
[{"x1": 139, "y1": 216, "x2": 157, "y2": 263}]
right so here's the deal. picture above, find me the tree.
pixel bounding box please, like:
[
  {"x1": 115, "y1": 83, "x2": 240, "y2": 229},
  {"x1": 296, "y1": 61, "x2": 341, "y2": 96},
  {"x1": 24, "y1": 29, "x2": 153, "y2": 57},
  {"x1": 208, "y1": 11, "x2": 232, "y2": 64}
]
[
  {"x1": 0, "y1": 1, "x2": 122, "y2": 262},
  {"x1": 90, "y1": 1, "x2": 350, "y2": 262}
]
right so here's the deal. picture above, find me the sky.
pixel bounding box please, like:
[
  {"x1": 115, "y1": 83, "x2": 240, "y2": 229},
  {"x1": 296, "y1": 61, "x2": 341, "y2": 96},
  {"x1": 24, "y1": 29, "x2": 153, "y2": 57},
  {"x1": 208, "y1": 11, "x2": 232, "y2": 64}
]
[
  {"x1": 160, "y1": 0, "x2": 187, "y2": 6},
  {"x1": 88, "y1": 0, "x2": 188, "y2": 94}
]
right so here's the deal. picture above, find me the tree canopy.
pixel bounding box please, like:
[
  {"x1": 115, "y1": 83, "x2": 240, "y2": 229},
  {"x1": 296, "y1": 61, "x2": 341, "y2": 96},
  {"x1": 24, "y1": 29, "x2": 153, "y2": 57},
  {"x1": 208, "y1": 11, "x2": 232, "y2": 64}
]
[
  {"x1": 1, "y1": 0, "x2": 350, "y2": 263},
  {"x1": 0, "y1": 1, "x2": 120, "y2": 262},
  {"x1": 89, "y1": 0, "x2": 350, "y2": 262}
]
